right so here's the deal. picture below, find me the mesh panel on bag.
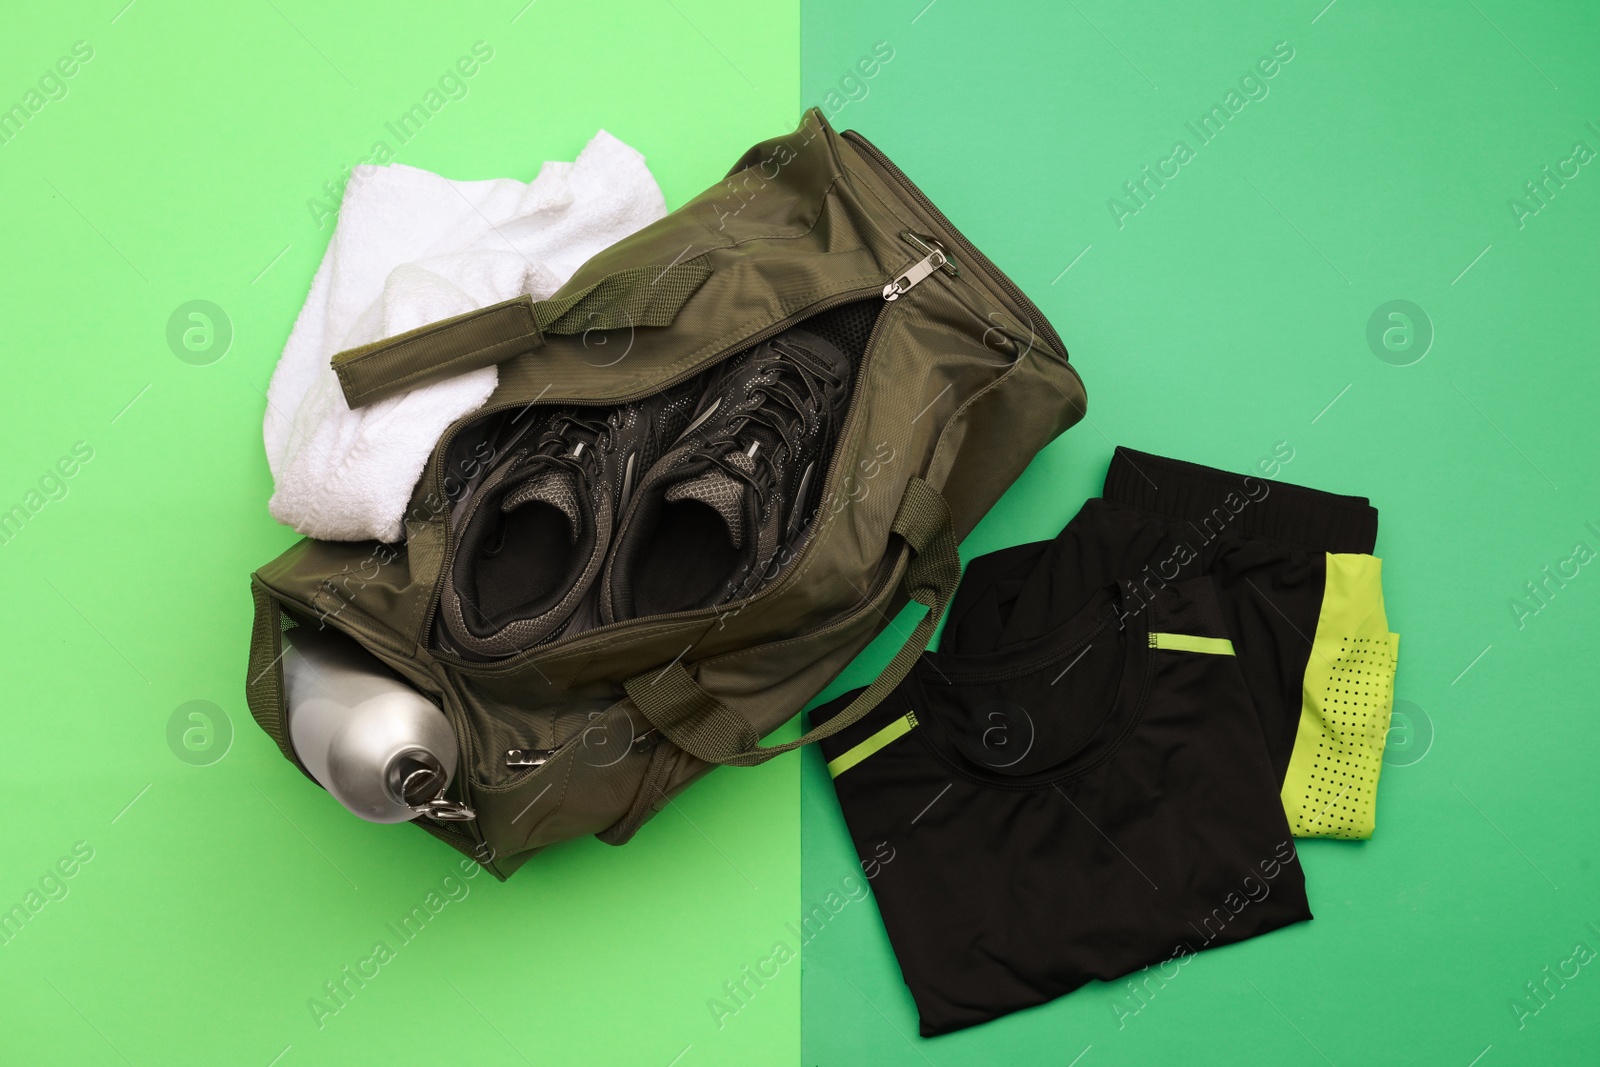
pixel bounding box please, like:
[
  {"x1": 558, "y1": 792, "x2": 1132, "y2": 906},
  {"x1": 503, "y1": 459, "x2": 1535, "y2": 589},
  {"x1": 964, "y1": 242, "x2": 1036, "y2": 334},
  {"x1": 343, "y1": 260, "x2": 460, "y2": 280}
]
[{"x1": 804, "y1": 298, "x2": 881, "y2": 362}]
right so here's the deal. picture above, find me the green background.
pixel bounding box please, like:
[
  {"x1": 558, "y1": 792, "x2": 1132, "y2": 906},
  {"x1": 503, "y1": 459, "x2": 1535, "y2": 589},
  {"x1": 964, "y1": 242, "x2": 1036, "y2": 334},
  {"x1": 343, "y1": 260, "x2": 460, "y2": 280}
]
[
  {"x1": 1, "y1": 1, "x2": 1597, "y2": 1064},
  {"x1": 0, "y1": 2, "x2": 798, "y2": 1064},
  {"x1": 799, "y1": 1, "x2": 1600, "y2": 1065}
]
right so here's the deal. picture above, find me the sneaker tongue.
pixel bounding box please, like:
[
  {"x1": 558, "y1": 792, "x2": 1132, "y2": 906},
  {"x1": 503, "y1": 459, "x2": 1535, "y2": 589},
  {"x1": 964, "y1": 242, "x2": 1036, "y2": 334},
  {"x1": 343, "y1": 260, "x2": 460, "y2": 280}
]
[
  {"x1": 666, "y1": 455, "x2": 753, "y2": 549},
  {"x1": 501, "y1": 468, "x2": 580, "y2": 544}
]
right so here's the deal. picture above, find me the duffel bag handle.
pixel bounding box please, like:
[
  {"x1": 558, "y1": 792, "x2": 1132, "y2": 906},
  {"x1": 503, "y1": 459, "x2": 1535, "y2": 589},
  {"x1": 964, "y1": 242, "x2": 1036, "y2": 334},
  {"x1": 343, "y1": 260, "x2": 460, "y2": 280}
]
[
  {"x1": 330, "y1": 261, "x2": 713, "y2": 408},
  {"x1": 624, "y1": 476, "x2": 961, "y2": 767}
]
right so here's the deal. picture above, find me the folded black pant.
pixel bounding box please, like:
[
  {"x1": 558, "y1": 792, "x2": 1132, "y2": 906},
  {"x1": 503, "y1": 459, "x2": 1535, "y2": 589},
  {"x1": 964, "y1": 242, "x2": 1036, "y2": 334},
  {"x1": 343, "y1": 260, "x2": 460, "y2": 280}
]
[
  {"x1": 810, "y1": 447, "x2": 1397, "y2": 1036},
  {"x1": 942, "y1": 445, "x2": 1396, "y2": 838}
]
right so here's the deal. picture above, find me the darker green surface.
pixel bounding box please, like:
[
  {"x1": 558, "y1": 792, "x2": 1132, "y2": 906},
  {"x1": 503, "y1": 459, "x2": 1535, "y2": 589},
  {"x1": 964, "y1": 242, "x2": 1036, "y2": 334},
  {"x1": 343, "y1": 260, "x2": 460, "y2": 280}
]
[{"x1": 800, "y1": 1, "x2": 1600, "y2": 1063}]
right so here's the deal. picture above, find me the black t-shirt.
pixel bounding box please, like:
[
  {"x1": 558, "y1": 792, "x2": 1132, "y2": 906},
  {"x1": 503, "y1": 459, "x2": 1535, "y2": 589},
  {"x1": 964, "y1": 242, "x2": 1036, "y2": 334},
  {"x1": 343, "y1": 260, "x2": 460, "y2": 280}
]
[{"x1": 812, "y1": 577, "x2": 1312, "y2": 1036}]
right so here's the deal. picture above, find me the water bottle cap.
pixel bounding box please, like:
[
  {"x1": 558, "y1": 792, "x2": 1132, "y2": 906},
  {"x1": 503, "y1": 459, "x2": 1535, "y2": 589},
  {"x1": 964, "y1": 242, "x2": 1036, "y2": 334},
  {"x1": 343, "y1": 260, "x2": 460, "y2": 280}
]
[{"x1": 387, "y1": 750, "x2": 445, "y2": 806}]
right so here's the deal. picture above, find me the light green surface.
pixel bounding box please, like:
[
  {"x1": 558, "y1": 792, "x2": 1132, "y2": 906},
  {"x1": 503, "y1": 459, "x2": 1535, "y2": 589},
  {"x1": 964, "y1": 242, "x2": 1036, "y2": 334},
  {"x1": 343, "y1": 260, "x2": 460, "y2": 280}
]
[
  {"x1": 0, "y1": 2, "x2": 798, "y2": 1064},
  {"x1": 801, "y1": 1, "x2": 1600, "y2": 1064},
  {"x1": 7, "y1": 2, "x2": 1599, "y2": 1062}
]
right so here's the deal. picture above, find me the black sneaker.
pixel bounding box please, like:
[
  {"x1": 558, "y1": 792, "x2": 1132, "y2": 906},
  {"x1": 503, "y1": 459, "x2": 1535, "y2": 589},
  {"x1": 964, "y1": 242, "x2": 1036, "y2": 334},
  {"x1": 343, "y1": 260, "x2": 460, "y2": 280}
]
[
  {"x1": 601, "y1": 327, "x2": 854, "y2": 623},
  {"x1": 438, "y1": 384, "x2": 698, "y2": 656}
]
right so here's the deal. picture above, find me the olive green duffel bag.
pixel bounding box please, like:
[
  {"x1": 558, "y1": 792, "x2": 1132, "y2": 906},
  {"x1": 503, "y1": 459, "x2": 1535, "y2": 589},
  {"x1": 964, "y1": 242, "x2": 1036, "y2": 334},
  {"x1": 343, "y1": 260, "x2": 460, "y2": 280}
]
[{"x1": 245, "y1": 109, "x2": 1085, "y2": 879}]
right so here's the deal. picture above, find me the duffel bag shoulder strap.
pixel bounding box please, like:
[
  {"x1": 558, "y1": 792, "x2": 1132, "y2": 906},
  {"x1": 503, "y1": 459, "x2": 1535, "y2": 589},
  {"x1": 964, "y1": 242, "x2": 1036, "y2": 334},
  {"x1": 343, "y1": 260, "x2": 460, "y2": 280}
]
[
  {"x1": 624, "y1": 477, "x2": 961, "y2": 768},
  {"x1": 330, "y1": 261, "x2": 713, "y2": 408}
]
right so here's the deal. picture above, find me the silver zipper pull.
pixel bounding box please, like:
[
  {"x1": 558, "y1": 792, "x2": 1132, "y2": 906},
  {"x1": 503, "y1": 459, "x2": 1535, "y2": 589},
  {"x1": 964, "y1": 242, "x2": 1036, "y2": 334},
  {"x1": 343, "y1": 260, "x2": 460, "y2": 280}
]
[
  {"x1": 418, "y1": 796, "x2": 476, "y2": 821},
  {"x1": 506, "y1": 748, "x2": 554, "y2": 768},
  {"x1": 883, "y1": 248, "x2": 947, "y2": 301},
  {"x1": 901, "y1": 232, "x2": 959, "y2": 275}
]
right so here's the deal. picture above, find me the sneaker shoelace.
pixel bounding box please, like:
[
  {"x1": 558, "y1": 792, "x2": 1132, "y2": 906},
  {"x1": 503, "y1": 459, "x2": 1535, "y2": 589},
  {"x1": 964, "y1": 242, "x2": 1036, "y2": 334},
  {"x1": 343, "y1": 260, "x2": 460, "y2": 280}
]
[
  {"x1": 483, "y1": 409, "x2": 627, "y2": 547},
  {"x1": 508, "y1": 409, "x2": 622, "y2": 494},
  {"x1": 697, "y1": 338, "x2": 846, "y2": 511}
]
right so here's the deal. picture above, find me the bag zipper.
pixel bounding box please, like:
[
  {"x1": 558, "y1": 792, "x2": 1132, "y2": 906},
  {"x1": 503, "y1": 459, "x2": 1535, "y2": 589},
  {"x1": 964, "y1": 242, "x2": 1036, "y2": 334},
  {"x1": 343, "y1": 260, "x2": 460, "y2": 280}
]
[
  {"x1": 883, "y1": 245, "x2": 947, "y2": 301},
  {"x1": 842, "y1": 129, "x2": 1073, "y2": 367},
  {"x1": 502, "y1": 719, "x2": 658, "y2": 777},
  {"x1": 901, "y1": 230, "x2": 959, "y2": 276}
]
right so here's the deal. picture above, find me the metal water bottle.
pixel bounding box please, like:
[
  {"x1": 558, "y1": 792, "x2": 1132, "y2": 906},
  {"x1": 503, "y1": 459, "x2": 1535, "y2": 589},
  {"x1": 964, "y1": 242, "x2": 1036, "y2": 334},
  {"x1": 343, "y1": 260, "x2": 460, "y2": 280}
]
[{"x1": 283, "y1": 625, "x2": 473, "y2": 823}]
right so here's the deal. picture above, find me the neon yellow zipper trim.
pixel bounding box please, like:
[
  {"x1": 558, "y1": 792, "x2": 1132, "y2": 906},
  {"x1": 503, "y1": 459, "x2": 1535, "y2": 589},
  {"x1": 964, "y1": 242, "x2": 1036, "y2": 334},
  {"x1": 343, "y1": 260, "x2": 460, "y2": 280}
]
[
  {"x1": 1148, "y1": 632, "x2": 1236, "y2": 656},
  {"x1": 827, "y1": 712, "x2": 919, "y2": 778}
]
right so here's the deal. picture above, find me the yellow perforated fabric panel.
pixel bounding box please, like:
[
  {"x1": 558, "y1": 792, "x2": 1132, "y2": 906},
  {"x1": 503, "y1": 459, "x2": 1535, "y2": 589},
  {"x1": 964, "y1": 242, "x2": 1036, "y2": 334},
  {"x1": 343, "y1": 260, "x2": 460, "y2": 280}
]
[{"x1": 1280, "y1": 553, "x2": 1400, "y2": 839}]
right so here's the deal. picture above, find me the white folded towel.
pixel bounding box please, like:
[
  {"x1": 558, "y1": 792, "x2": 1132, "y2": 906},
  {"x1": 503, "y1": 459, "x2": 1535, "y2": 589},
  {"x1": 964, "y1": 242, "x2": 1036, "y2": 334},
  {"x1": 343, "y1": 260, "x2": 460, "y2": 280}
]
[{"x1": 264, "y1": 130, "x2": 667, "y2": 543}]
